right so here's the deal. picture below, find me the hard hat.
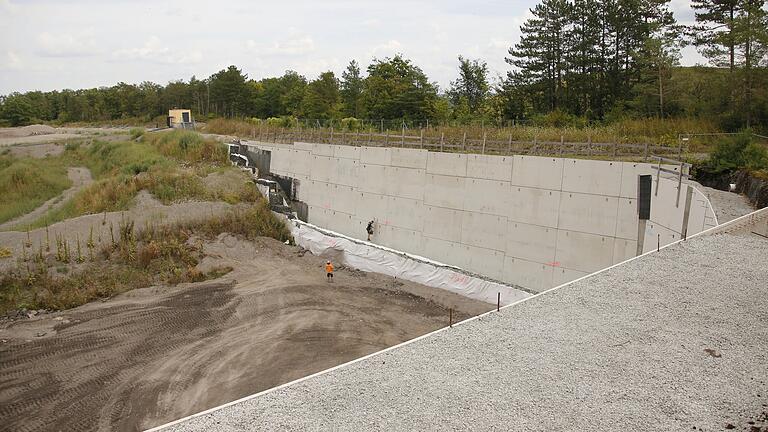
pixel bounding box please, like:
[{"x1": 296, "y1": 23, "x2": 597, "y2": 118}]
[{"x1": 326, "y1": 261, "x2": 331, "y2": 264}]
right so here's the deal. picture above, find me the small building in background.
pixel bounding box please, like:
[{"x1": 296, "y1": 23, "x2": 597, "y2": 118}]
[{"x1": 167, "y1": 109, "x2": 194, "y2": 129}]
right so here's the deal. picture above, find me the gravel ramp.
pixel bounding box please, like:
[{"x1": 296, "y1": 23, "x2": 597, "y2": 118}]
[{"x1": 164, "y1": 231, "x2": 768, "y2": 432}]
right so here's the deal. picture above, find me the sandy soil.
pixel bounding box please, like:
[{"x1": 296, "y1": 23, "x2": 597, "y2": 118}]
[
  {"x1": 0, "y1": 234, "x2": 490, "y2": 432},
  {"x1": 0, "y1": 125, "x2": 130, "y2": 147},
  {"x1": 0, "y1": 167, "x2": 93, "y2": 231}
]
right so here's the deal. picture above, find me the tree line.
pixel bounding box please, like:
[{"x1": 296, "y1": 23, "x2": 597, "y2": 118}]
[{"x1": 0, "y1": 0, "x2": 766, "y2": 131}]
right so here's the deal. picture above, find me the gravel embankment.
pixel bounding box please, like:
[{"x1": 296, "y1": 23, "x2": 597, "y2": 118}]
[
  {"x1": 692, "y1": 181, "x2": 755, "y2": 223},
  {"x1": 163, "y1": 230, "x2": 768, "y2": 432}
]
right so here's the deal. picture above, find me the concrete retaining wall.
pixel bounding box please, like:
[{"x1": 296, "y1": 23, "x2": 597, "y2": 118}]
[{"x1": 246, "y1": 141, "x2": 715, "y2": 292}]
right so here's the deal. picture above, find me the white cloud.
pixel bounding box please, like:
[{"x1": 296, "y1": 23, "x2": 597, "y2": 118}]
[
  {"x1": 247, "y1": 34, "x2": 316, "y2": 56},
  {"x1": 37, "y1": 30, "x2": 100, "y2": 57},
  {"x1": 0, "y1": 50, "x2": 23, "y2": 70},
  {"x1": 112, "y1": 36, "x2": 203, "y2": 64},
  {"x1": 368, "y1": 40, "x2": 402, "y2": 59}
]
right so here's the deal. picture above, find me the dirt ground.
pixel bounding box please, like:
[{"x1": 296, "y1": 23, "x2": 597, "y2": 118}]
[
  {"x1": 0, "y1": 234, "x2": 491, "y2": 432},
  {"x1": 0, "y1": 125, "x2": 131, "y2": 147}
]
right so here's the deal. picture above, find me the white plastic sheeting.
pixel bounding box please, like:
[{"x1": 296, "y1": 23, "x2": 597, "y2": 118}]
[{"x1": 290, "y1": 220, "x2": 532, "y2": 306}]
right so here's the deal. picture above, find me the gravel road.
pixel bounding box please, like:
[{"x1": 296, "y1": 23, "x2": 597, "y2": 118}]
[{"x1": 163, "y1": 230, "x2": 768, "y2": 432}]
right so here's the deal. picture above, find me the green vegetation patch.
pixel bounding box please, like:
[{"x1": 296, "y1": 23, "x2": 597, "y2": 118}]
[{"x1": 0, "y1": 155, "x2": 72, "y2": 224}]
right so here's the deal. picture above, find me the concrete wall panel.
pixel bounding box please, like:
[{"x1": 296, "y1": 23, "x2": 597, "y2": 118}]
[
  {"x1": 311, "y1": 143, "x2": 335, "y2": 157},
  {"x1": 391, "y1": 148, "x2": 427, "y2": 169},
  {"x1": 615, "y1": 198, "x2": 639, "y2": 241},
  {"x1": 356, "y1": 192, "x2": 389, "y2": 226},
  {"x1": 360, "y1": 147, "x2": 391, "y2": 166},
  {"x1": 424, "y1": 174, "x2": 465, "y2": 210},
  {"x1": 555, "y1": 230, "x2": 615, "y2": 273},
  {"x1": 558, "y1": 193, "x2": 619, "y2": 237},
  {"x1": 618, "y1": 162, "x2": 657, "y2": 198},
  {"x1": 510, "y1": 156, "x2": 563, "y2": 190},
  {"x1": 310, "y1": 155, "x2": 333, "y2": 183},
  {"x1": 290, "y1": 149, "x2": 312, "y2": 177},
  {"x1": 460, "y1": 212, "x2": 507, "y2": 252},
  {"x1": 386, "y1": 167, "x2": 425, "y2": 201},
  {"x1": 331, "y1": 184, "x2": 358, "y2": 216},
  {"x1": 422, "y1": 206, "x2": 463, "y2": 243},
  {"x1": 508, "y1": 187, "x2": 560, "y2": 228},
  {"x1": 293, "y1": 142, "x2": 315, "y2": 151},
  {"x1": 329, "y1": 158, "x2": 359, "y2": 187},
  {"x1": 333, "y1": 145, "x2": 360, "y2": 160},
  {"x1": 463, "y1": 178, "x2": 511, "y2": 217},
  {"x1": 466, "y1": 154, "x2": 513, "y2": 181},
  {"x1": 562, "y1": 159, "x2": 622, "y2": 196},
  {"x1": 642, "y1": 221, "x2": 679, "y2": 254},
  {"x1": 464, "y1": 245, "x2": 505, "y2": 281},
  {"x1": 503, "y1": 257, "x2": 553, "y2": 293},
  {"x1": 378, "y1": 225, "x2": 424, "y2": 256},
  {"x1": 427, "y1": 152, "x2": 468, "y2": 176},
  {"x1": 552, "y1": 267, "x2": 589, "y2": 287},
  {"x1": 612, "y1": 238, "x2": 637, "y2": 265},
  {"x1": 649, "y1": 177, "x2": 685, "y2": 234},
  {"x1": 387, "y1": 196, "x2": 424, "y2": 231},
  {"x1": 422, "y1": 236, "x2": 464, "y2": 268},
  {"x1": 357, "y1": 164, "x2": 388, "y2": 195},
  {"x1": 506, "y1": 222, "x2": 558, "y2": 264}
]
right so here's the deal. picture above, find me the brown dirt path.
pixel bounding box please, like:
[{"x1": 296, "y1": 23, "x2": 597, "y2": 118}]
[
  {"x1": 0, "y1": 235, "x2": 491, "y2": 432},
  {"x1": 0, "y1": 167, "x2": 93, "y2": 231}
]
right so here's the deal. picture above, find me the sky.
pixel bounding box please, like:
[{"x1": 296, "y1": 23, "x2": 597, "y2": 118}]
[{"x1": 0, "y1": 0, "x2": 708, "y2": 95}]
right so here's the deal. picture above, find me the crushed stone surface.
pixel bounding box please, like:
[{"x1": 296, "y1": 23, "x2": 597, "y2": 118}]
[
  {"x1": 166, "y1": 231, "x2": 768, "y2": 432},
  {"x1": 692, "y1": 181, "x2": 755, "y2": 223}
]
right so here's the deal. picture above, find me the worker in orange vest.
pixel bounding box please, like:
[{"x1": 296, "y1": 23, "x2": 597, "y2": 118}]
[{"x1": 325, "y1": 260, "x2": 334, "y2": 283}]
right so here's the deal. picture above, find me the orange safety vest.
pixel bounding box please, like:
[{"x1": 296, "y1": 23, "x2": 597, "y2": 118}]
[{"x1": 325, "y1": 263, "x2": 334, "y2": 273}]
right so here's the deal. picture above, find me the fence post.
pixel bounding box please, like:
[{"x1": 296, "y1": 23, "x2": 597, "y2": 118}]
[
  {"x1": 356, "y1": 130, "x2": 360, "y2": 147},
  {"x1": 482, "y1": 132, "x2": 486, "y2": 155},
  {"x1": 440, "y1": 132, "x2": 445, "y2": 152},
  {"x1": 613, "y1": 141, "x2": 618, "y2": 159},
  {"x1": 644, "y1": 142, "x2": 649, "y2": 161},
  {"x1": 508, "y1": 134, "x2": 512, "y2": 155},
  {"x1": 420, "y1": 129, "x2": 424, "y2": 149},
  {"x1": 330, "y1": 126, "x2": 334, "y2": 144},
  {"x1": 560, "y1": 135, "x2": 564, "y2": 156},
  {"x1": 532, "y1": 135, "x2": 537, "y2": 155},
  {"x1": 342, "y1": 130, "x2": 346, "y2": 146},
  {"x1": 401, "y1": 125, "x2": 405, "y2": 147},
  {"x1": 587, "y1": 135, "x2": 592, "y2": 157},
  {"x1": 385, "y1": 130, "x2": 389, "y2": 146},
  {"x1": 368, "y1": 130, "x2": 373, "y2": 146}
]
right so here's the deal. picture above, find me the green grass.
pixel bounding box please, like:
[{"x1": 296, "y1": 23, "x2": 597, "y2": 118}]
[{"x1": 0, "y1": 155, "x2": 72, "y2": 224}]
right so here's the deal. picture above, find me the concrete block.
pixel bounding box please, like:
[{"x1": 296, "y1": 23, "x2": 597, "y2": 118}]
[
  {"x1": 422, "y1": 206, "x2": 463, "y2": 243},
  {"x1": 506, "y1": 222, "x2": 557, "y2": 264},
  {"x1": 357, "y1": 164, "x2": 388, "y2": 195},
  {"x1": 558, "y1": 193, "x2": 619, "y2": 237},
  {"x1": 356, "y1": 192, "x2": 389, "y2": 227},
  {"x1": 307, "y1": 205, "x2": 330, "y2": 228},
  {"x1": 460, "y1": 212, "x2": 507, "y2": 252},
  {"x1": 466, "y1": 154, "x2": 513, "y2": 181},
  {"x1": 333, "y1": 145, "x2": 360, "y2": 160},
  {"x1": 612, "y1": 238, "x2": 638, "y2": 265},
  {"x1": 270, "y1": 147, "x2": 293, "y2": 176},
  {"x1": 554, "y1": 230, "x2": 615, "y2": 273},
  {"x1": 552, "y1": 267, "x2": 589, "y2": 287},
  {"x1": 387, "y1": 196, "x2": 424, "y2": 231},
  {"x1": 502, "y1": 256, "x2": 554, "y2": 293},
  {"x1": 386, "y1": 167, "x2": 425, "y2": 200},
  {"x1": 424, "y1": 174, "x2": 465, "y2": 210},
  {"x1": 507, "y1": 187, "x2": 560, "y2": 228},
  {"x1": 510, "y1": 156, "x2": 563, "y2": 190},
  {"x1": 618, "y1": 162, "x2": 658, "y2": 199},
  {"x1": 311, "y1": 143, "x2": 335, "y2": 157},
  {"x1": 391, "y1": 148, "x2": 427, "y2": 169},
  {"x1": 427, "y1": 152, "x2": 468, "y2": 176},
  {"x1": 360, "y1": 146, "x2": 391, "y2": 166},
  {"x1": 561, "y1": 159, "x2": 622, "y2": 196},
  {"x1": 324, "y1": 209, "x2": 357, "y2": 238},
  {"x1": 463, "y1": 178, "x2": 512, "y2": 217},
  {"x1": 615, "y1": 198, "x2": 639, "y2": 240}
]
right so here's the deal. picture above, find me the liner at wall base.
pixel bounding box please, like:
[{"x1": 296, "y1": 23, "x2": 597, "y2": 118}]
[{"x1": 289, "y1": 220, "x2": 531, "y2": 306}]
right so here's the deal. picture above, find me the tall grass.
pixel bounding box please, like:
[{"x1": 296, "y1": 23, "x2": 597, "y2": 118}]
[
  {"x1": 0, "y1": 156, "x2": 72, "y2": 224},
  {"x1": 0, "y1": 203, "x2": 291, "y2": 313},
  {"x1": 142, "y1": 129, "x2": 229, "y2": 164},
  {"x1": 204, "y1": 117, "x2": 721, "y2": 148}
]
